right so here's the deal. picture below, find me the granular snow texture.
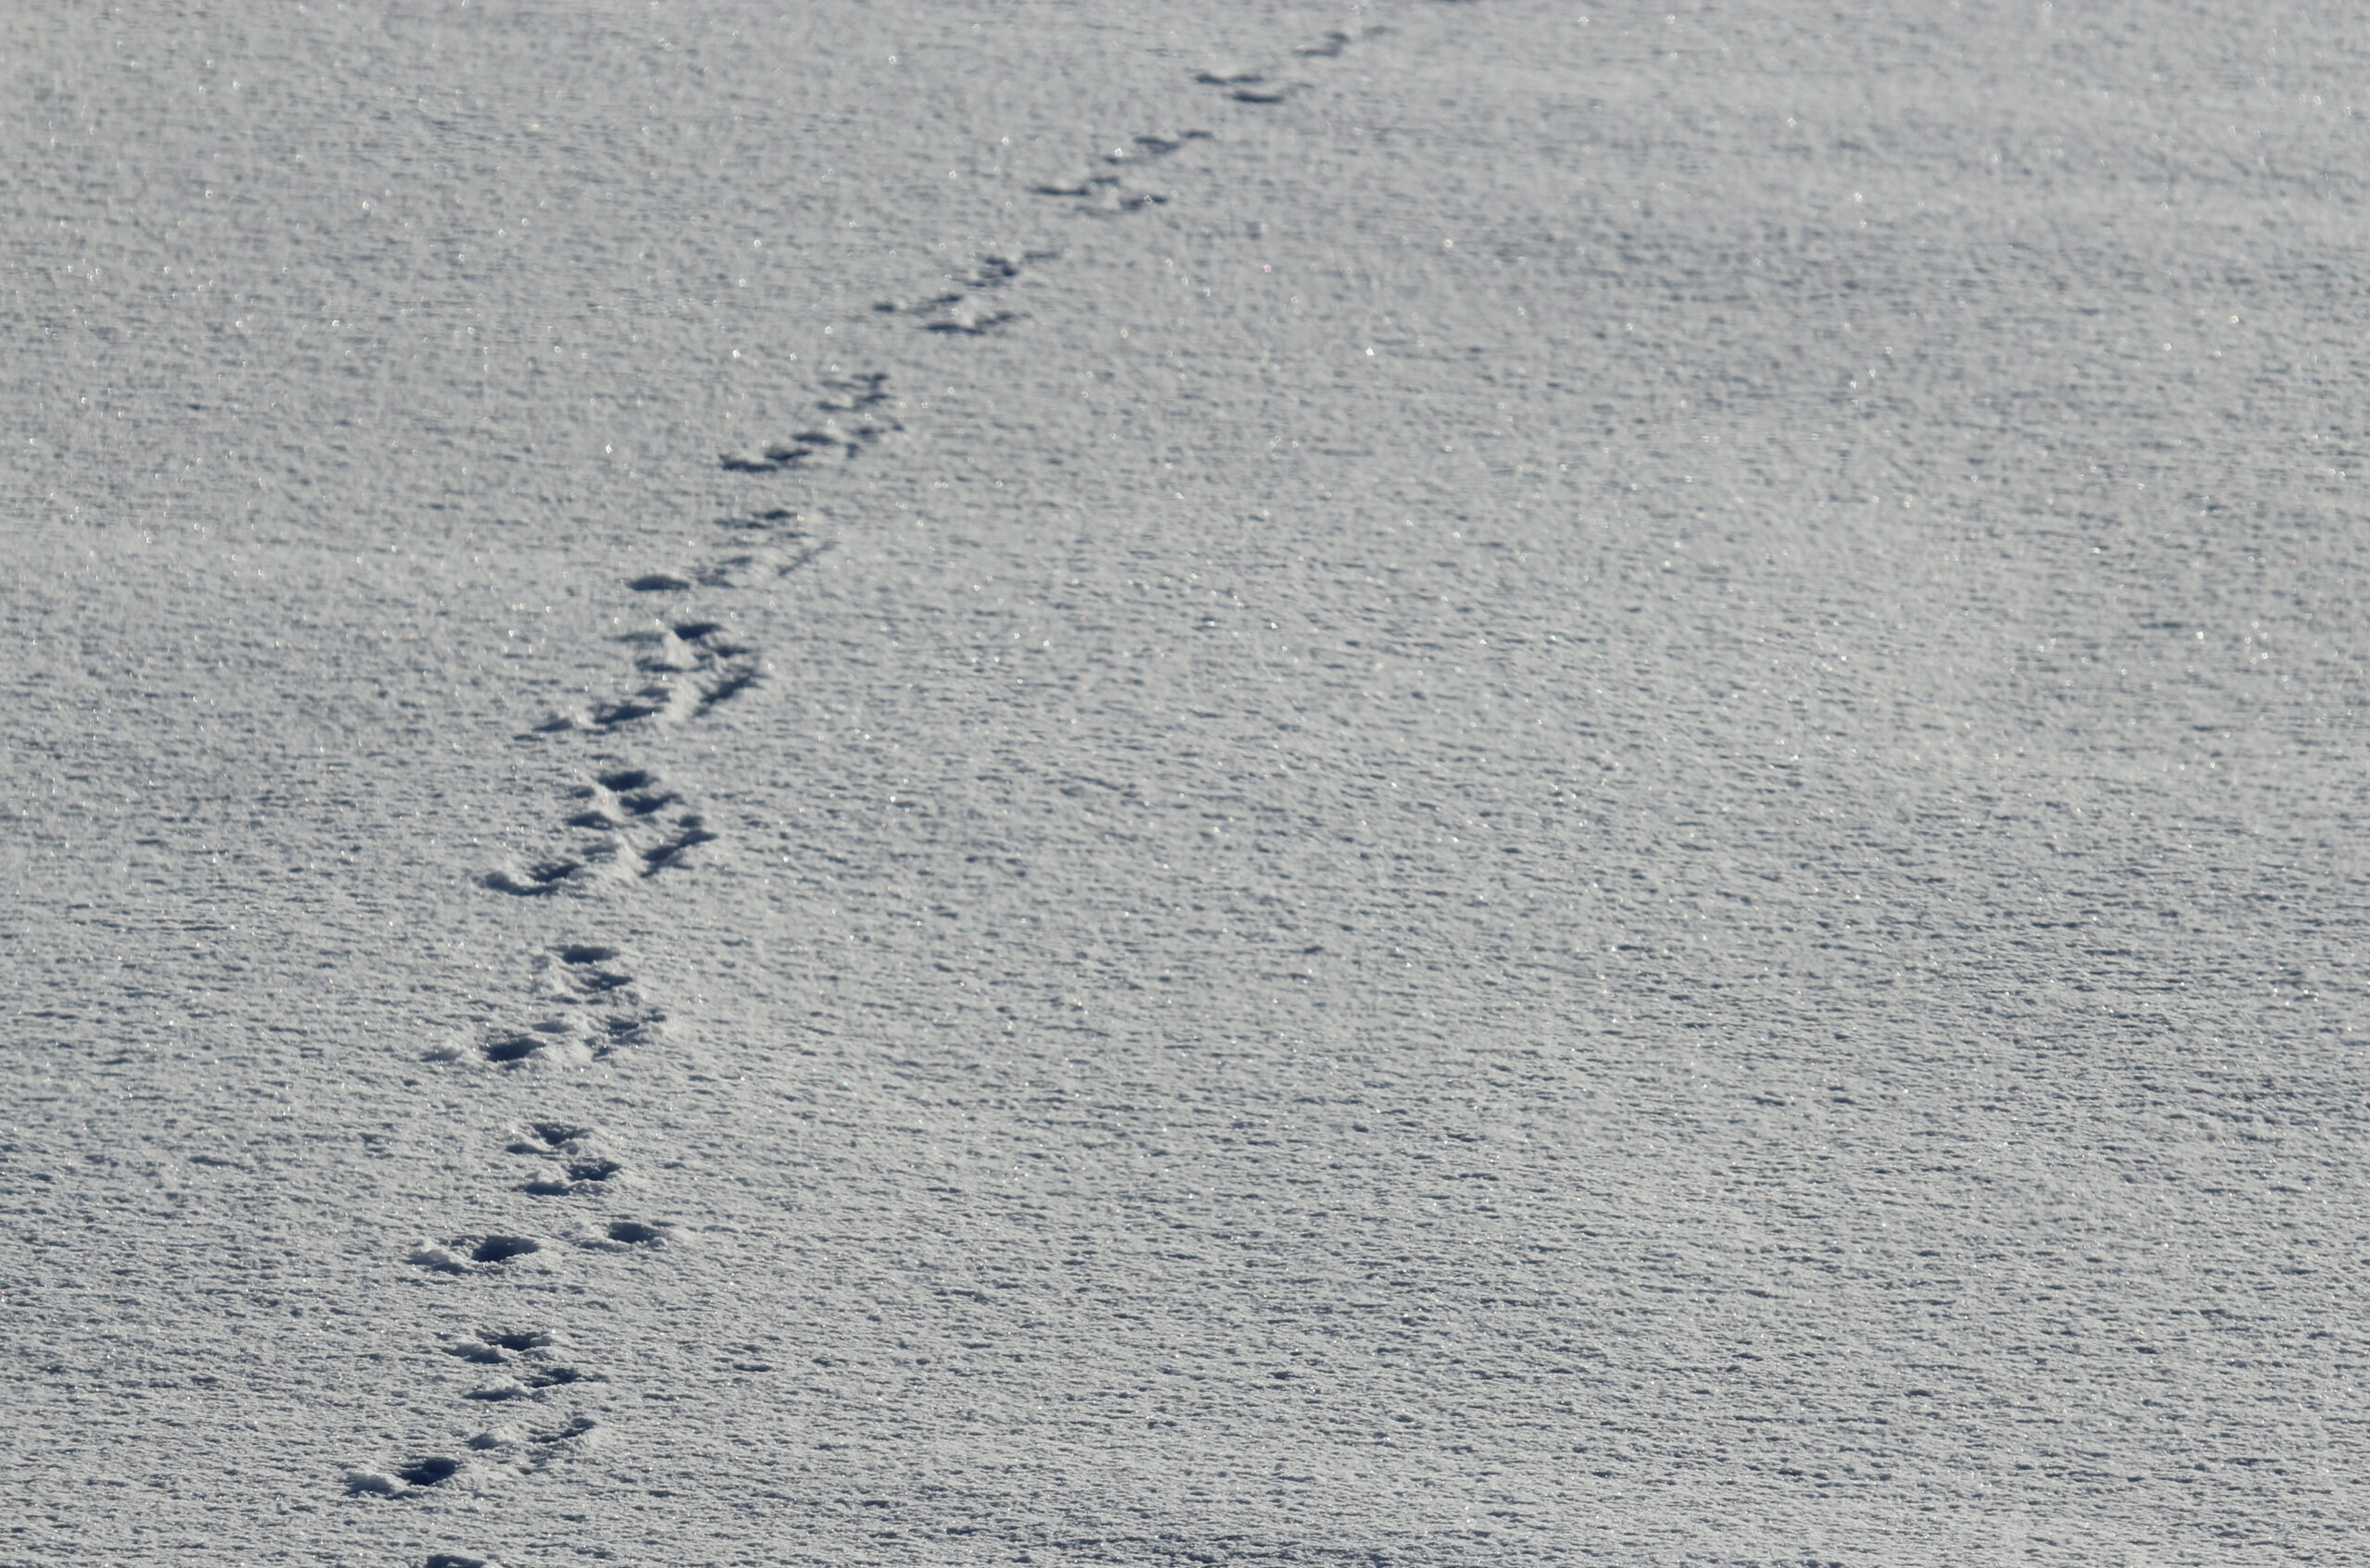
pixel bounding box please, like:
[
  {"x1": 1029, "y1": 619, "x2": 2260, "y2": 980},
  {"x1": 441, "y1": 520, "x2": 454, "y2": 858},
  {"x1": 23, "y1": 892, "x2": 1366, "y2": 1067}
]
[{"x1": 6, "y1": 2, "x2": 2368, "y2": 1564}]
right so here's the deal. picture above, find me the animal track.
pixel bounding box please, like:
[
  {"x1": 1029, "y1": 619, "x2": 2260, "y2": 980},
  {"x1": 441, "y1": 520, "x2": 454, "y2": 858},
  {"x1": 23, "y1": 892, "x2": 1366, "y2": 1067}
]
[
  {"x1": 393, "y1": 6, "x2": 1393, "y2": 1506},
  {"x1": 345, "y1": 1456, "x2": 466, "y2": 1498},
  {"x1": 575, "y1": 766, "x2": 678, "y2": 822},
  {"x1": 456, "y1": 1411, "x2": 604, "y2": 1475},
  {"x1": 874, "y1": 250, "x2": 1060, "y2": 308},
  {"x1": 1029, "y1": 129, "x2": 1211, "y2": 216},
  {"x1": 816, "y1": 369, "x2": 892, "y2": 411},
  {"x1": 479, "y1": 859, "x2": 583, "y2": 898},
  {"x1": 464, "y1": 1366, "x2": 596, "y2": 1396},
  {"x1": 719, "y1": 376, "x2": 900, "y2": 472},
  {"x1": 1099, "y1": 131, "x2": 1211, "y2": 164},
  {"x1": 487, "y1": 1016, "x2": 652, "y2": 1066},
  {"x1": 638, "y1": 817, "x2": 719, "y2": 877},
  {"x1": 484, "y1": 763, "x2": 720, "y2": 902},
  {"x1": 717, "y1": 504, "x2": 802, "y2": 533},
  {"x1": 487, "y1": 1414, "x2": 605, "y2": 1473},
  {"x1": 532, "y1": 944, "x2": 635, "y2": 1002},
  {"x1": 534, "y1": 620, "x2": 761, "y2": 735},
  {"x1": 1193, "y1": 28, "x2": 1378, "y2": 106},
  {"x1": 435, "y1": 946, "x2": 666, "y2": 1066},
  {"x1": 447, "y1": 1327, "x2": 556, "y2": 1363},
  {"x1": 523, "y1": 1157, "x2": 622, "y2": 1197},
  {"x1": 719, "y1": 424, "x2": 889, "y2": 473},
  {"x1": 470, "y1": 1016, "x2": 606, "y2": 1067},
  {"x1": 509, "y1": 1115, "x2": 627, "y2": 1196},
  {"x1": 771, "y1": 540, "x2": 834, "y2": 577},
  {"x1": 922, "y1": 305, "x2": 1022, "y2": 336},
  {"x1": 1296, "y1": 25, "x2": 1390, "y2": 58},
  {"x1": 409, "y1": 1235, "x2": 544, "y2": 1273},
  {"x1": 961, "y1": 249, "x2": 1062, "y2": 287},
  {"x1": 626, "y1": 541, "x2": 835, "y2": 591},
  {"x1": 1192, "y1": 68, "x2": 1308, "y2": 104},
  {"x1": 530, "y1": 944, "x2": 667, "y2": 1048},
  {"x1": 875, "y1": 251, "x2": 1062, "y2": 333},
  {"x1": 507, "y1": 1120, "x2": 592, "y2": 1155},
  {"x1": 1031, "y1": 170, "x2": 1170, "y2": 216},
  {"x1": 448, "y1": 1325, "x2": 603, "y2": 1400},
  {"x1": 876, "y1": 288, "x2": 963, "y2": 317},
  {"x1": 568, "y1": 767, "x2": 706, "y2": 841},
  {"x1": 461, "y1": 1364, "x2": 594, "y2": 1401}
]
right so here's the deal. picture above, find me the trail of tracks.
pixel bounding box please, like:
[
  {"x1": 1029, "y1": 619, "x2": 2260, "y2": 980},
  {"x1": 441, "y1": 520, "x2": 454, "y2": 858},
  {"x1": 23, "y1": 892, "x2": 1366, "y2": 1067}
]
[{"x1": 350, "y1": 15, "x2": 1426, "y2": 1562}]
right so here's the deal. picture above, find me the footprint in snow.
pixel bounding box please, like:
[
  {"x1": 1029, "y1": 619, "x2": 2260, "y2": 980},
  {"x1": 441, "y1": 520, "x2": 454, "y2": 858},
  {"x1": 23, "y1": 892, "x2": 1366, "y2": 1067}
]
[
  {"x1": 344, "y1": 1454, "x2": 465, "y2": 1497},
  {"x1": 444, "y1": 1325, "x2": 603, "y2": 1401},
  {"x1": 533, "y1": 621, "x2": 762, "y2": 734},
  {"x1": 407, "y1": 1234, "x2": 544, "y2": 1274},
  {"x1": 1192, "y1": 68, "x2": 1308, "y2": 103},
  {"x1": 1296, "y1": 25, "x2": 1390, "y2": 58}
]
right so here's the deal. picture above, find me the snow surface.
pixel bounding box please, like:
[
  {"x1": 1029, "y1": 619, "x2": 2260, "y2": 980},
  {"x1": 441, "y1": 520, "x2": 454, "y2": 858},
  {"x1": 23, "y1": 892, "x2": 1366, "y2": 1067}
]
[{"x1": 7, "y1": 1, "x2": 2369, "y2": 1563}]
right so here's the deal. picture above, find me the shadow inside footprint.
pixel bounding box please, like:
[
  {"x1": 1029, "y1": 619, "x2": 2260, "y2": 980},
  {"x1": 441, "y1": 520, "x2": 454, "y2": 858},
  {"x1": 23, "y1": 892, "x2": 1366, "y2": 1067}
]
[
  {"x1": 570, "y1": 770, "x2": 678, "y2": 824},
  {"x1": 464, "y1": 1362, "x2": 593, "y2": 1401},
  {"x1": 447, "y1": 1330, "x2": 552, "y2": 1366},
  {"x1": 1298, "y1": 25, "x2": 1387, "y2": 57},
  {"x1": 585, "y1": 690, "x2": 675, "y2": 728},
  {"x1": 640, "y1": 819, "x2": 718, "y2": 876},
  {"x1": 508, "y1": 1121, "x2": 591, "y2": 1153},
  {"x1": 396, "y1": 1457, "x2": 462, "y2": 1488},
  {"x1": 694, "y1": 666, "x2": 759, "y2": 714},
  {"x1": 596, "y1": 769, "x2": 680, "y2": 815},
  {"x1": 598, "y1": 1012, "x2": 664, "y2": 1052},
  {"x1": 719, "y1": 506, "x2": 804, "y2": 533},
  {"x1": 534, "y1": 1415, "x2": 599, "y2": 1446},
  {"x1": 818, "y1": 371, "x2": 892, "y2": 410},
  {"x1": 470, "y1": 1236, "x2": 542, "y2": 1264},
  {"x1": 922, "y1": 310, "x2": 1022, "y2": 336},
  {"x1": 477, "y1": 1020, "x2": 600, "y2": 1067},
  {"x1": 482, "y1": 861, "x2": 580, "y2": 897},
  {"x1": 347, "y1": 1456, "x2": 463, "y2": 1495},
  {"x1": 605, "y1": 1220, "x2": 667, "y2": 1246},
  {"x1": 525, "y1": 1156, "x2": 622, "y2": 1197}
]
